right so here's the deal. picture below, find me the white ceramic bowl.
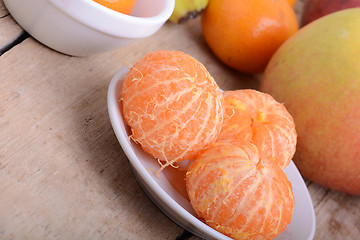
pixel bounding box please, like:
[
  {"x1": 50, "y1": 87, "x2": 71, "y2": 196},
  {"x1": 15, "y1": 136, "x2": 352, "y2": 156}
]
[
  {"x1": 3, "y1": 0, "x2": 175, "y2": 56},
  {"x1": 108, "y1": 67, "x2": 316, "y2": 240}
]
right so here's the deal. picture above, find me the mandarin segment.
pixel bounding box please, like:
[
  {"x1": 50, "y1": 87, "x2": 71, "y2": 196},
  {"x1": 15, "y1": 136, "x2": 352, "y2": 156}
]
[
  {"x1": 120, "y1": 50, "x2": 224, "y2": 171},
  {"x1": 186, "y1": 141, "x2": 294, "y2": 240},
  {"x1": 219, "y1": 90, "x2": 297, "y2": 169}
]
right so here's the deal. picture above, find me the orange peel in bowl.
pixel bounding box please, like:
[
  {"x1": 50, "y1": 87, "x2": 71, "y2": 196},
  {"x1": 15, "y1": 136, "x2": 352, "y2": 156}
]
[
  {"x1": 186, "y1": 140, "x2": 295, "y2": 240},
  {"x1": 120, "y1": 50, "x2": 224, "y2": 172},
  {"x1": 219, "y1": 90, "x2": 297, "y2": 169}
]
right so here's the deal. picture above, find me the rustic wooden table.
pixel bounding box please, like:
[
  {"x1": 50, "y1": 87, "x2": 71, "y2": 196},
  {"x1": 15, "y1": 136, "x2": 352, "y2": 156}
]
[{"x1": 1, "y1": 0, "x2": 359, "y2": 239}]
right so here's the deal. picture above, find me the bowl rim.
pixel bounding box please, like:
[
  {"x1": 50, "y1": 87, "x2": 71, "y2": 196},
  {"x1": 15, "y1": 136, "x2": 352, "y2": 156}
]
[{"x1": 49, "y1": 0, "x2": 175, "y2": 38}]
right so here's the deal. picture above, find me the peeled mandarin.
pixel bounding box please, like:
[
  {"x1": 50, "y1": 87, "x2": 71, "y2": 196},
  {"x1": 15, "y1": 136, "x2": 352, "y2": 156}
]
[
  {"x1": 121, "y1": 50, "x2": 224, "y2": 171},
  {"x1": 219, "y1": 90, "x2": 297, "y2": 169},
  {"x1": 186, "y1": 140, "x2": 294, "y2": 240}
]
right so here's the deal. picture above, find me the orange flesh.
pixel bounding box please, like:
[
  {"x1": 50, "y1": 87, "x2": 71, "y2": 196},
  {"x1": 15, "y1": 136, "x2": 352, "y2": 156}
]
[
  {"x1": 121, "y1": 50, "x2": 224, "y2": 172},
  {"x1": 92, "y1": 0, "x2": 137, "y2": 14},
  {"x1": 162, "y1": 166, "x2": 188, "y2": 200},
  {"x1": 219, "y1": 90, "x2": 297, "y2": 169},
  {"x1": 186, "y1": 141, "x2": 294, "y2": 240}
]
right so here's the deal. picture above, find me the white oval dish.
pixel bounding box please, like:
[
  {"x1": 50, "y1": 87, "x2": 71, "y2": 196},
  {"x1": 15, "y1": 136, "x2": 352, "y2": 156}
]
[
  {"x1": 3, "y1": 0, "x2": 174, "y2": 56},
  {"x1": 107, "y1": 67, "x2": 316, "y2": 240}
]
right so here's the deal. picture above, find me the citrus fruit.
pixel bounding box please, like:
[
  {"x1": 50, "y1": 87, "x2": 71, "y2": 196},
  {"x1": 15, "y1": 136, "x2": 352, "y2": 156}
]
[
  {"x1": 120, "y1": 50, "x2": 224, "y2": 172},
  {"x1": 186, "y1": 140, "x2": 294, "y2": 240},
  {"x1": 287, "y1": 0, "x2": 296, "y2": 6},
  {"x1": 218, "y1": 90, "x2": 297, "y2": 169},
  {"x1": 92, "y1": 0, "x2": 137, "y2": 14},
  {"x1": 201, "y1": 0, "x2": 298, "y2": 74}
]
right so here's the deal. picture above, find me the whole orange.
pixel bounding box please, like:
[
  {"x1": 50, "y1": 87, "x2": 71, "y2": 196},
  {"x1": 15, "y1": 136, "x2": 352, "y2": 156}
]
[
  {"x1": 201, "y1": 0, "x2": 298, "y2": 74},
  {"x1": 121, "y1": 50, "x2": 224, "y2": 172},
  {"x1": 186, "y1": 140, "x2": 294, "y2": 240},
  {"x1": 92, "y1": 0, "x2": 137, "y2": 14}
]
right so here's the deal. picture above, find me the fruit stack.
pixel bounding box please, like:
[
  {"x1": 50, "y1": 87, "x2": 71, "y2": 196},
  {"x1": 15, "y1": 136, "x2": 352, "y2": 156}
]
[{"x1": 120, "y1": 50, "x2": 297, "y2": 239}]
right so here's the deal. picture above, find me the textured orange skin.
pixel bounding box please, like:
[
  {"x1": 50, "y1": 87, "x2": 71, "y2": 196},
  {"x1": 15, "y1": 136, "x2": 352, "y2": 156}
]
[
  {"x1": 92, "y1": 0, "x2": 137, "y2": 14},
  {"x1": 121, "y1": 50, "x2": 224, "y2": 170},
  {"x1": 186, "y1": 141, "x2": 294, "y2": 240},
  {"x1": 219, "y1": 90, "x2": 297, "y2": 169},
  {"x1": 201, "y1": 0, "x2": 298, "y2": 74},
  {"x1": 261, "y1": 9, "x2": 360, "y2": 195}
]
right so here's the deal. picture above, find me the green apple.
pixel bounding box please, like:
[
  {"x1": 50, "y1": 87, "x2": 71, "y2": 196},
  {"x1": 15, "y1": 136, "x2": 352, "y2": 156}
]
[{"x1": 260, "y1": 8, "x2": 360, "y2": 195}]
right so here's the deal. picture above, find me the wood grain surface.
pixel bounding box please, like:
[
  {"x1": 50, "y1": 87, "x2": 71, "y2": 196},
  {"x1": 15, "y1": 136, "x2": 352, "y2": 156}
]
[
  {"x1": 1, "y1": 0, "x2": 359, "y2": 239},
  {"x1": 0, "y1": 0, "x2": 23, "y2": 52}
]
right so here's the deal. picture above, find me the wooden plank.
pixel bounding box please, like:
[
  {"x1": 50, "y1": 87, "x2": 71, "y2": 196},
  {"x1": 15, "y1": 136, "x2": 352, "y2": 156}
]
[
  {"x1": 307, "y1": 182, "x2": 360, "y2": 240},
  {"x1": 0, "y1": 0, "x2": 24, "y2": 51}
]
